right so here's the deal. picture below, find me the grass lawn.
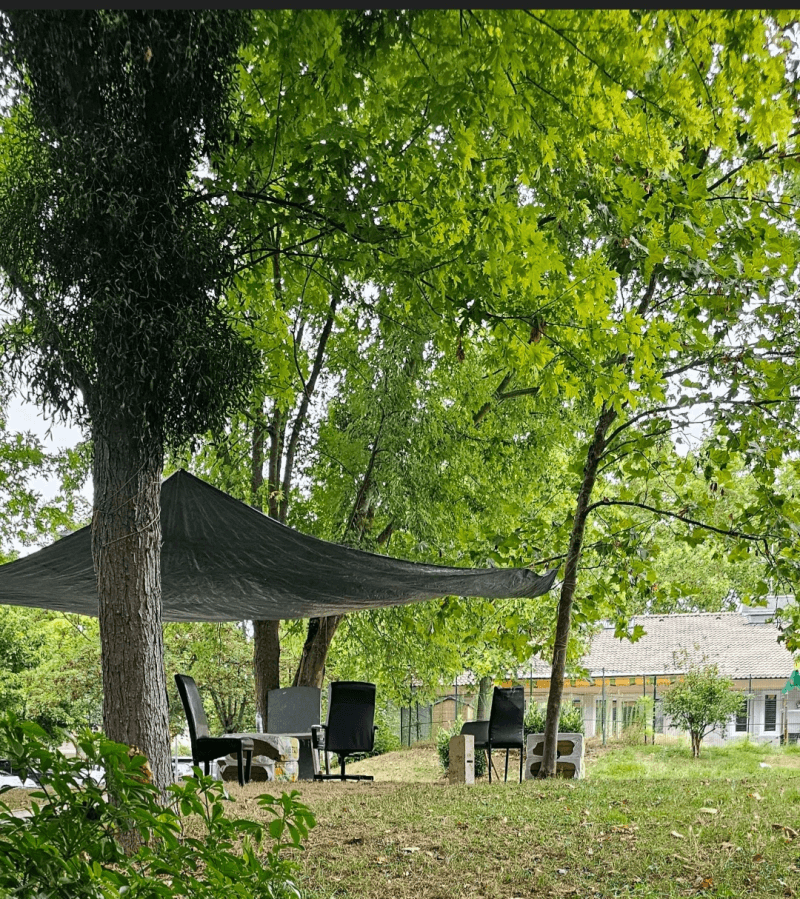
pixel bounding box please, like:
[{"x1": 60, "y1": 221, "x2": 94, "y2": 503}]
[
  {"x1": 230, "y1": 738, "x2": 800, "y2": 899},
  {"x1": 4, "y1": 737, "x2": 798, "y2": 898}
]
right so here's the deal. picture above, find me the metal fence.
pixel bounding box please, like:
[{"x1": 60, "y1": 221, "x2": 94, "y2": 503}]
[
  {"x1": 392, "y1": 691, "x2": 661, "y2": 746},
  {"x1": 389, "y1": 683, "x2": 799, "y2": 749},
  {"x1": 400, "y1": 702, "x2": 433, "y2": 745}
]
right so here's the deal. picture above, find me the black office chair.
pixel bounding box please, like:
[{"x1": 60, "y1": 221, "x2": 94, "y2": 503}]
[
  {"x1": 311, "y1": 681, "x2": 377, "y2": 781},
  {"x1": 461, "y1": 686, "x2": 525, "y2": 783},
  {"x1": 174, "y1": 673, "x2": 253, "y2": 787}
]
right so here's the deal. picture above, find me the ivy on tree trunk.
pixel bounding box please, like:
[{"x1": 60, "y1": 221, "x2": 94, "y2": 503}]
[
  {"x1": 0, "y1": 11, "x2": 255, "y2": 792},
  {"x1": 293, "y1": 615, "x2": 343, "y2": 689}
]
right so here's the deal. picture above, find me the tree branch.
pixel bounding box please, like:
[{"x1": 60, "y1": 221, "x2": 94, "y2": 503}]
[
  {"x1": 584, "y1": 497, "x2": 776, "y2": 544},
  {"x1": 473, "y1": 371, "x2": 513, "y2": 425},
  {"x1": 279, "y1": 289, "x2": 339, "y2": 521}
]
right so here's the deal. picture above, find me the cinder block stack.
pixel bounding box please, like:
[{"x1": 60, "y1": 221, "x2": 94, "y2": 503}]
[{"x1": 524, "y1": 732, "x2": 584, "y2": 779}]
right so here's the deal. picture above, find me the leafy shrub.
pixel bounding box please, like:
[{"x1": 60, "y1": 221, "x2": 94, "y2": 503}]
[
  {"x1": 0, "y1": 713, "x2": 315, "y2": 898},
  {"x1": 367, "y1": 706, "x2": 402, "y2": 757},
  {"x1": 619, "y1": 695, "x2": 654, "y2": 745},
  {"x1": 436, "y1": 718, "x2": 487, "y2": 777},
  {"x1": 524, "y1": 701, "x2": 585, "y2": 737}
]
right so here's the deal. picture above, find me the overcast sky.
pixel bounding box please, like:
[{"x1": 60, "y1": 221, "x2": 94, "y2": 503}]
[{"x1": 7, "y1": 390, "x2": 92, "y2": 555}]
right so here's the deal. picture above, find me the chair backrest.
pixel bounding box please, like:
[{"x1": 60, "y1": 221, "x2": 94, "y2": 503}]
[
  {"x1": 175, "y1": 673, "x2": 210, "y2": 744},
  {"x1": 488, "y1": 686, "x2": 525, "y2": 744},
  {"x1": 325, "y1": 681, "x2": 376, "y2": 754},
  {"x1": 266, "y1": 686, "x2": 321, "y2": 734}
]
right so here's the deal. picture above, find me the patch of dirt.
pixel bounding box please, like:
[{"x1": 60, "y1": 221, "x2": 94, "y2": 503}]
[
  {"x1": 345, "y1": 744, "x2": 445, "y2": 782},
  {"x1": 762, "y1": 752, "x2": 800, "y2": 769}
]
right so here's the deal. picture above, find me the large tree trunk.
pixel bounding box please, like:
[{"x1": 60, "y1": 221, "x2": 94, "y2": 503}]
[
  {"x1": 92, "y1": 424, "x2": 171, "y2": 793},
  {"x1": 254, "y1": 619, "x2": 281, "y2": 719},
  {"x1": 476, "y1": 675, "x2": 493, "y2": 719},
  {"x1": 293, "y1": 615, "x2": 343, "y2": 688},
  {"x1": 250, "y1": 399, "x2": 284, "y2": 717},
  {"x1": 250, "y1": 405, "x2": 280, "y2": 720},
  {"x1": 539, "y1": 406, "x2": 616, "y2": 777}
]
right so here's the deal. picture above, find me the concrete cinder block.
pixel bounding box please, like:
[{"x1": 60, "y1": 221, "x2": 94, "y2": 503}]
[
  {"x1": 448, "y1": 734, "x2": 475, "y2": 785},
  {"x1": 524, "y1": 732, "x2": 584, "y2": 780}
]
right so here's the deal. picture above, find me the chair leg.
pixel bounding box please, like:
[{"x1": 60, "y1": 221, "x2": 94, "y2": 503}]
[
  {"x1": 505, "y1": 749, "x2": 510, "y2": 783},
  {"x1": 237, "y1": 749, "x2": 244, "y2": 787},
  {"x1": 245, "y1": 750, "x2": 252, "y2": 784},
  {"x1": 519, "y1": 745, "x2": 524, "y2": 783},
  {"x1": 340, "y1": 754, "x2": 346, "y2": 781},
  {"x1": 204, "y1": 760, "x2": 210, "y2": 777},
  {"x1": 488, "y1": 746, "x2": 492, "y2": 783}
]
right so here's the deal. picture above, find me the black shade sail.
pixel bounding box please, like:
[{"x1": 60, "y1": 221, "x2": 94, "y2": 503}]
[{"x1": 0, "y1": 470, "x2": 558, "y2": 621}]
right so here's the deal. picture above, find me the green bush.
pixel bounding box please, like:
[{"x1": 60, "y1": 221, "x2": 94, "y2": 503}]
[
  {"x1": 618, "y1": 695, "x2": 654, "y2": 744},
  {"x1": 524, "y1": 701, "x2": 585, "y2": 737},
  {"x1": 0, "y1": 713, "x2": 315, "y2": 898},
  {"x1": 436, "y1": 718, "x2": 487, "y2": 777},
  {"x1": 367, "y1": 706, "x2": 402, "y2": 757}
]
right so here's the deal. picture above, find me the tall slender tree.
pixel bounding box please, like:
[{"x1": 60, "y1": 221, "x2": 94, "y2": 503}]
[{"x1": 176, "y1": 11, "x2": 798, "y2": 776}]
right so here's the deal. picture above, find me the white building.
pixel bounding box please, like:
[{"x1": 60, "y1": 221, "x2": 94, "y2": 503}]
[{"x1": 523, "y1": 597, "x2": 800, "y2": 745}]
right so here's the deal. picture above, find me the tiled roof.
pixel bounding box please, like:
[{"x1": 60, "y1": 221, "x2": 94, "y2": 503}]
[
  {"x1": 442, "y1": 608, "x2": 798, "y2": 688},
  {"x1": 578, "y1": 612, "x2": 796, "y2": 679}
]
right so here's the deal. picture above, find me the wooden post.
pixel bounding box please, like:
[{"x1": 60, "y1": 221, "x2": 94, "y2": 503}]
[{"x1": 783, "y1": 693, "x2": 789, "y2": 745}]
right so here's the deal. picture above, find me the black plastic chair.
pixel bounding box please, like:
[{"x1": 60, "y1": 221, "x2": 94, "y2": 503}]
[
  {"x1": 461, "y1": 686, "x2": 525, "y2": 783},
  {"x1": 266, "y1": 685, "x2": 322, "y2": 779},
  {"x1": 311, "y1": 681, "x2": 377, "y2": 781},
  {"x1": 174, "y1": 673, "x2": 253, "y2": 787}
]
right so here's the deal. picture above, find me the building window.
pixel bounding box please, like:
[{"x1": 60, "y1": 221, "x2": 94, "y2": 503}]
[
  {"x1": 764, "y1": 694, "x2": 777, "y2": 732},
  {"x1": 622, "y1": 701, "x2": 638, "y2": 729},
  {"x1": 735, "y1": 698, "x2": 748, "y2": 732}
]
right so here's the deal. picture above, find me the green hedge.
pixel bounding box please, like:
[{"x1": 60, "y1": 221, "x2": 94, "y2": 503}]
[
  {"x1": 524, "y1": 701, "x2": 585, "y2": 736},
  {"x1": 368, "y1": 706, "x2": 402, "y2": 757}
]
